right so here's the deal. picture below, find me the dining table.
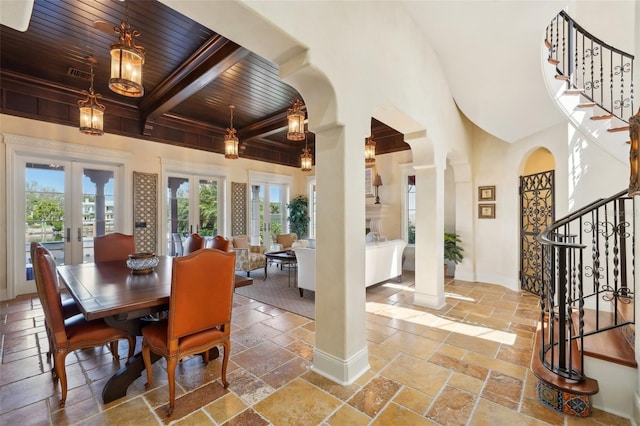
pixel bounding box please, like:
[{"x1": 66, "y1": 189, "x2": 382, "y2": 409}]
[{"x1": 57, "y1": 255, "x2": 252, "y2": 404}]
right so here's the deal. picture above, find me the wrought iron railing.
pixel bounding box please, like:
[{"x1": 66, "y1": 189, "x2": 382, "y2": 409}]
[
  {"x1": 546, "y1": 11, "x2": 635, "y2": 124},
  {"x1": 537, "y1": 189, "x2": 635, "y2": 381}
]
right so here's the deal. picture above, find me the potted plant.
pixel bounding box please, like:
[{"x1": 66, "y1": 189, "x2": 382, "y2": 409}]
[
  {"x1": 444, "y1": 232, "x2": 464, "y2": 276},
  {"x1": 287, "y1": 195, "x2": 310, "y2": 239}
]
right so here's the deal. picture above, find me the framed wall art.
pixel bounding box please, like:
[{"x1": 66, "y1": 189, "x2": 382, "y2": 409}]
[
  {"x1": 478, "y1": 203, "x2": 496, "y2": 219},
  {"x1": 478, "y1": 185, "x2": 496, "y2": 201}
]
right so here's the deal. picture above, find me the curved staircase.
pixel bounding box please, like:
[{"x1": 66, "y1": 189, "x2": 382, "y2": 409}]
[{"x1": 534, "y1": 11, "x2": 636, "y2": 419}]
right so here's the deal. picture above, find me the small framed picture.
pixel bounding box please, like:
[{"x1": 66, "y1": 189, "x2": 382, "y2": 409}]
[
  {"x1": 478, "y1": 185, "x2": 496, "y2": 201},
  {"x1": 478, "y1": 204, "x2": 496, "y2": 219},
  {"x1": 365, "y1": 165, "x2": 375, "y2": 197}
]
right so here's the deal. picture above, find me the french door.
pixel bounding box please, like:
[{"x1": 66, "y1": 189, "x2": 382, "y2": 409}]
[
  {"x1": 166, "y1": 173, "x2": 223, "y2": 255},
  {"x1": 249, "y1": 181, "x2": 288, "y2": 247},
  {"x1": 15, "y1": 157, "x2": 122, "y2": 296}
]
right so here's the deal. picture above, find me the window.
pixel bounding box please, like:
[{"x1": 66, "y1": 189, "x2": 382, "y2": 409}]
[{"x1": 407, "y1": 175, "x2": 416, "y2": 244}]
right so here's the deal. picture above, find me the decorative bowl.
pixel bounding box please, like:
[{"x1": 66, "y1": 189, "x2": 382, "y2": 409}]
[{"x1": 126, "y1": 252, "x2": 159, "y2": 274}]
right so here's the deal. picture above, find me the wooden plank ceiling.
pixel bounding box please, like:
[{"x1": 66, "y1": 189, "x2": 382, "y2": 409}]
[{"x1": 0, "y1": 0, "x2": 409, "y2": 167}]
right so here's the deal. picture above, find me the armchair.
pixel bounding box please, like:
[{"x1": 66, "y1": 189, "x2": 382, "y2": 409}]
[
  {"x1": 230, "y1": 235, "x2": 267, "y2": 278},
  {"x1": 273, "y1": 233, "x2": 298, "y2": 251},
  {"x1": 293, "y1": 247, "x2": 315, "y2": 297}
]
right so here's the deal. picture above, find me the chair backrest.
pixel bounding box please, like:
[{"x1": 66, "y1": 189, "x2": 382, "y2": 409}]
[
  {"x1": 94, "y1": 233, "x2": 135, "y2": 263},
  {"x1": 293, "y1": 247, "x2": 316, "y2": 291},
  {"x1": 32, "y1": 243, "x2": 67, "y2": 344},
  {"x1": 168, "y1": 249, "x2": 236, "y2": 339},
  {"x1": 275, "y1": 233, "x2": 297, "y2": 249},
  {"x1": 183, "y1": 233, "x2": 205, "y2": 255},
  {"x1": 208, "y1": 235, "x2": 230, "y2": 252}
]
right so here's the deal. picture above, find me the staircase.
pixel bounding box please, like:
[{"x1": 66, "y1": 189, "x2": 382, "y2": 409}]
[
  {"x1": 533, "y1": 188, "x2": 636, "y2": 417},
  {"x1": 542, "y1": 10, "x2": 634, "y2": 165}
]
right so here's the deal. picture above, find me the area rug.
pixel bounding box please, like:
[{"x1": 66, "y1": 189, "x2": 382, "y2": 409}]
[
  {"x1": 234, "y1": 265, "x2": 316, "y2": 319},
  {"x1": 234, "y1": 268, "x2": 417, "y2": 321}
]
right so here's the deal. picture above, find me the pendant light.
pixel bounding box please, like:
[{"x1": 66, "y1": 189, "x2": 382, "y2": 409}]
[
  {"x1": 300, "y1": 136, "x2": 313, "y2": 171},
  {"x1": 109, "y1": 1, "x2": 145, "y2": 97},
  {"x1": 287, "y1": 98, "x2": 306, "y2": 141},
  {"x1": 224, "y1": 105, "x2": 239, "y2": 159},
  {"x1": 365, "y1": 136, "x2": 376, "y2": 164},
  {"x1": 78, "y1": 57, "x2": 105, "y2": 136}
]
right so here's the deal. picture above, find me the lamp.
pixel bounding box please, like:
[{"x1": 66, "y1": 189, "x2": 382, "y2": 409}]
[
  {"x1": 287, "y1": 98, "x2": 306, "y2": 141},
  {"x1": 109, "y1": 1, "x2": 145, "y2": 97},
  {"x1": 224, "y1": 105, "x2": 239, "y2": 159},
  {"x1": 365, "y1": 136, "x2": 376, "y2": 164},
  {"x1": 300, "y1": 137, "x2": 313, "y2": 171},
  {"x1": 629, "y1": 108, "x2": 640, "y2": 195},
  {"x1": 78, "y1": 57, "x2": 105, "y2": 136},
  {"x1": 373, "y1": 174, "x2": 383, "y2": 204}
]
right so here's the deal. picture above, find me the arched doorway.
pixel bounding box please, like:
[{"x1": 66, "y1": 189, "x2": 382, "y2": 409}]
[{"x1": 520, "y1": 147, "x2": 555, "y2": 295}]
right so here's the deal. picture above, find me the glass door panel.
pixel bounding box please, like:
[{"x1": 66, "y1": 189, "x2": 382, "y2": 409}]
[
  {"x1": 198, "y1": 179, "x2": 218, "y2": 237},
  {"x1": 167, "y1": 177, "x2": 189, "y2": 255},
  {"x1": 25, "y1": 163, "x2": 67, "y2": 277},
  {"x1": 81, "y1": 168, "x2": 115, "y2": 263}
]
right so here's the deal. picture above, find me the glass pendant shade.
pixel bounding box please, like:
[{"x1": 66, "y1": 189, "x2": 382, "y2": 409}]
[
  {"x1": 224, "y1": 105, "x2": 239, "y2": 159},
  {"x1": 109, "y1": 20, "x2": 145, "y2": 97},
  {"x1": 365, "y1": 136, "x2": 376, "y2": 164},
  {"x1": 78, "y1": 57, "x2": 105, "y2": 136},
  {"x1": 224, "y1": 131, "x2": 239, "y2": 159},
  {"x1": 300, "y1": 146, "x2": 313, "y2": 171},
  {"x1": 287, "y1": 99, "x2": 306, "y2": 141}
]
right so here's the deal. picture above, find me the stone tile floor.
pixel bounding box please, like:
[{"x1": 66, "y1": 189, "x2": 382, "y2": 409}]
[{"x1": 0, "y1": 274, "x2": 632, "y2": 425}]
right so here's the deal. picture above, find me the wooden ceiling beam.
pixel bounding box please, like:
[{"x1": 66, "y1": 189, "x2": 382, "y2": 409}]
[{"x1": 139, "y1": 35, "x2": 250, "y2": 130}]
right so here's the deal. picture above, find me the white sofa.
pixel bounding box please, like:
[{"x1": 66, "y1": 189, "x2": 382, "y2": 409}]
[
  {"x1": 365, "y1": 239, "x2": 407, "y2": 287},
  {"x1": 294, "y1": 239, "x2": 407, "y2": 296}
]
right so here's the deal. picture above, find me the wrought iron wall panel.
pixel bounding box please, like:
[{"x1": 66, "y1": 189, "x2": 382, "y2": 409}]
[
  {"x1": 133, "y1": 172, "x2": 158, "y2": 253},
  {"x1": 520, "y1": 170, "x2": 555, "y2": 295}
]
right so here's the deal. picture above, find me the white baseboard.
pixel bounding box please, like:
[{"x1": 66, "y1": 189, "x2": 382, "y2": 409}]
[{"x1": 311, "y1": 345, "x2": 369, "y2": 386}]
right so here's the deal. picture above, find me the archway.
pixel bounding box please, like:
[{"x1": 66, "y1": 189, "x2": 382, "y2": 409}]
[{"x1": 520, "y1": 147, "x2": 556, "y2": 295}]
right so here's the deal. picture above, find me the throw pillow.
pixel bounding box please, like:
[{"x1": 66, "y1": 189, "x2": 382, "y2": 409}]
[{"x1": 233, "y1": 236, "x2": 249, "y2": 249}]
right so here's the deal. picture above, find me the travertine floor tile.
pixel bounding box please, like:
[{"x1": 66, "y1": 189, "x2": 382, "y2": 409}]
[
  {"x1": 253, "y1": 378, "x2": 341, "y2": 425},
  {"x1": 0, "y1": 277, "x2": 633, "y2": 426}
]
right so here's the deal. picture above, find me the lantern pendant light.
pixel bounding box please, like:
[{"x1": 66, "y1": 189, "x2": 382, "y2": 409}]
[
  {"x1": 287, "y1": 98, "x2": 306, "y2": 141},
  {"x1": 365, "y1": 136, "x2": 376, "y2": 164},
  {"x1": 224, "y1": 105, "x2": 239, "y2": 159},
  {"x1": 300, "y1": 137, "x2": 313, "y2": 171},
  {"x1": 109, "y1": 1, "x2": 145, "y2": 97},
  {"x1": 78, "y1": 57, "x2": 105, "y2": 136}
]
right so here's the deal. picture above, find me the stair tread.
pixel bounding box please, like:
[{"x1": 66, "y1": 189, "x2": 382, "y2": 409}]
[
  {"x1": 577, "y1": 103, "x2": 597, "y2": 108},
  {"x1": 609, "y1": 126, "x2": 630, "y2": 133},
  {"x1": 555, "y1": 74, "x2": 570, "y2": 81},
  {"x1": 574, "y1": 309, "x2": 636, "y2": 368},
  {"x1": 548, "y1": 57, "x2": 560, "y2": 65},
  {"x1": 591, "y1": 114, "x2": 614, "y2": 120},
  {"x1": 531, "y1": 323, "x2": 599, "y2": 395},
  {"x1": 565, "y1": 89, "x2": 584, "y2": 95}
]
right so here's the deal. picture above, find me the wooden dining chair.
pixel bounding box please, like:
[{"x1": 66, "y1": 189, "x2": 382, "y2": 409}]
[
  {"x1": 93, "y1": 232, "x2": 135, "y2": 263},
  {"x1": 141, "y1": 248, "x2": 236, "y2": 416},
  {"x1": 32, "y1": 244, "x2": 135, "y2": 408},
  {"x1": 30, "y1": 243, "x2": 82, "y2": 360},
  {"x1": 208, "y1": 235, "x2": 230, "y2": 252},
  {"x1": 182, "y1": 233, "x2": 205, "y2": 255}
]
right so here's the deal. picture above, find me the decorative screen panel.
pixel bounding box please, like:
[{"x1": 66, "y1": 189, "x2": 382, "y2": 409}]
[
  {"x1": 133, "y1": 172, "x2": 158, "y2": 253},
  {"x1": 232, "y1": 182, "x2": 247, "y2": 236}
]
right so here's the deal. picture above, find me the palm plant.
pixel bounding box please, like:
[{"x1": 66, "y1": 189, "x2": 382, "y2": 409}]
[{"x1": 444, "y1": 232, "x2": 464, "y2": 264}]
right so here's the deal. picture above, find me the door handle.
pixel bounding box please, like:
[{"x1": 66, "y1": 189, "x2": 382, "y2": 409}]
[
  {"x1": 66, "y1": 228, "x2": 70, "y2": 242},
  {"x1": 190, "y1": 224, "x2": 193, "y2": 234},
  {"x1": 77, "y1": 227, "x2": 82, "y2": 242}
]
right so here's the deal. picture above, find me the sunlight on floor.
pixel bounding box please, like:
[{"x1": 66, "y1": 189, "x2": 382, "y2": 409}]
[{"x1": 366, "y1": 290, "x2": 518, "y2": 345}]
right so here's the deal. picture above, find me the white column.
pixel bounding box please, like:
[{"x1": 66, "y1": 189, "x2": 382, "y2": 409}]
[
  {"x1": 312, "y1": 119, "x2": 370, "y2": 385},
  {"x1": 413, "y1": 163, "x2": 446, "y2": 309}
]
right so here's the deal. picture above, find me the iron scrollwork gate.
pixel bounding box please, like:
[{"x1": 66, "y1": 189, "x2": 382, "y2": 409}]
[{"x1": 520, "y1": 170, "x2": 555, "y2": 295}]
